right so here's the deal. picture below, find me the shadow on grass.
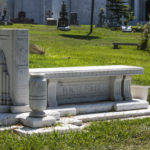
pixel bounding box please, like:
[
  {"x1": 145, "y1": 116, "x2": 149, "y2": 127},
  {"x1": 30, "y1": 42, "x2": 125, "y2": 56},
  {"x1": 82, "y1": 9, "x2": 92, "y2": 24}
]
[{"x1": 60, "y1": 34, "x2": 100, "y2": 40}]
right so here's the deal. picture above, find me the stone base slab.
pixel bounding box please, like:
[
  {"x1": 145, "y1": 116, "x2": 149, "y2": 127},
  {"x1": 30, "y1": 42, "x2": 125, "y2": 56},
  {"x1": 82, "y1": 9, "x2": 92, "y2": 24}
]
[
  {"x1": 114, "y1": 99, "x2": 149, "y2": 111},
  {"x1": 48, "y1": 107, "x2": 76, "y2": 117},
  {"x1": 11, "y1": 105, "x2": 31, "y2": 113},
  {"x1": 0, "y1": 113, "x2": 18, "y2": 126},
  {"x1": 0, "y1": 110, "x2": 60, "y2": 126},
  {"x1": 59, "y1": 118, "x2": 82, "y2": 126},
  {"x1": 0, "y1": 100, "x2": 149, "y2": 134},
  {"x1": 0, "y1": 100, "x2": 148, "y2": 127},
  {"x1": 20, "y1": 116, "x2": 56, "y2": 128},
  {"x1": 14, "y1": 107, "x2": 150, "y2": 135},
  {"x1": 0, "y1": 105, "x2": 10, "y2": 113},
  {"x1": 58, "y1": 26, "x2": 71, "y2": 31},
  {"x1": 0, "y1": 125, "x2": 22, "y2": 132},
  {"x1": 14, "y1": 124, "x2": 81, "y2": 135},
  {"x1": 74, "y1": 107, "x2": 150, "y2": 122},
  {"x1": 49, "y1": 99, "x2": 149, "y2": 116}
]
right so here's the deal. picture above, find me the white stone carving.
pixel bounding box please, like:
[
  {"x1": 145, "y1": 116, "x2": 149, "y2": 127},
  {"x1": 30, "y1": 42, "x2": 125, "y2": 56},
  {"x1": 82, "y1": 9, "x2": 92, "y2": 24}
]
[
  {"x1": 123, "y1": 76, "x2": 132, "y2": 101},
  {"x1": 0, "y1": 29, "x2": 30, "y2": 113},
  {"x1": 29, "y1": 73, "x2": 47, "y2": 118},
  {"x1": 30, "y1": 65, "x2": 144, "y2": 107},
  {"x1": 110, "y1": 76, "x2": 123, "y2": 101},
  {"x1": 0, "y1": 50, "x2": 11, "y2": 111}
]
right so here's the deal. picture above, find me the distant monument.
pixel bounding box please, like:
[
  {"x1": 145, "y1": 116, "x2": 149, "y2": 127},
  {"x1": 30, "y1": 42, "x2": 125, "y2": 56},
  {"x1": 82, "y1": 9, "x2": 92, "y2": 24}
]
[
  {"x1": 70, "y1": 12, "x2": 78, "y2": 25},
  {"x1": 12, "y1": 11, "x2": 34, "y2": 24},
  {"x1": 0, "y1": 8, "x2": 13, "y2": 25},
  {"x1": 57, "y1": 1, "x2": 70, "y2": 31},
  {"x1": 46, "y1": 10, "x2": 57, "y2": 25},
  {"x1": 97, "y1": 8, "x2": 105, "y2": 27},
  {"x1": 121, "y1": 16, "x2": 132, "y2": 32}
]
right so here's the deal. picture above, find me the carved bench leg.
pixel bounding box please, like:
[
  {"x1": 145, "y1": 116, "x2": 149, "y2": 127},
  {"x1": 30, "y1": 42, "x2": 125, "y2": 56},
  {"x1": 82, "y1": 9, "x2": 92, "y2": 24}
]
[
  {"x1": 48, "y1": 80, "x2": 58, "y2": 107},
  {"x1": 110, "y1": 76, "x2": 123, "y2": 101},
  {"x1": 122, "y1": 76, "x2": 132, "y2": 101}
]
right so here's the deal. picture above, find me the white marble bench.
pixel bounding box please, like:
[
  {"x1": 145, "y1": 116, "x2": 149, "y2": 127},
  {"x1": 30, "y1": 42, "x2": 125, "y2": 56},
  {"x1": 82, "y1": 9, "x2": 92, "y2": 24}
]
[{"x1": 30, "y1": 65, "x2": 144, "y2": 107}]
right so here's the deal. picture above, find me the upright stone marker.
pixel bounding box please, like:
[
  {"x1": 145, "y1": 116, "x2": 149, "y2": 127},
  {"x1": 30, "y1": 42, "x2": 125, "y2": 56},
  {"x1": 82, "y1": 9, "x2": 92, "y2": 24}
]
[{"x1": 0, "y1": 29, "x2": 30, "y2": 113}]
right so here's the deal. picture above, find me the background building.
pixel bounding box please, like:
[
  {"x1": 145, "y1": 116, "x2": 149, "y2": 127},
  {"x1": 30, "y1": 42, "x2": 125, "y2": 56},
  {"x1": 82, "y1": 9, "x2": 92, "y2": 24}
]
[{"x1": 1, "y1": 0, "x2": 150, "y2": 25}]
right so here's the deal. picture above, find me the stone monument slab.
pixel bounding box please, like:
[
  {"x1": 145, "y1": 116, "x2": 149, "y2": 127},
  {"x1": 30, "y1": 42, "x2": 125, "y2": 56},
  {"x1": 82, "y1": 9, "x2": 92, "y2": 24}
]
[{"x1": 0, "y1": 29, "x2": 30, "y2": 113}]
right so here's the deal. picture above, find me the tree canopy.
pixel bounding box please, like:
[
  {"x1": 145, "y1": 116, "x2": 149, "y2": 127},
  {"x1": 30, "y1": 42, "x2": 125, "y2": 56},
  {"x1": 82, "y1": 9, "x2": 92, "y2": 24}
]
[{"x1": 106, "y1": 0, "x2": 131, "y2": 27}]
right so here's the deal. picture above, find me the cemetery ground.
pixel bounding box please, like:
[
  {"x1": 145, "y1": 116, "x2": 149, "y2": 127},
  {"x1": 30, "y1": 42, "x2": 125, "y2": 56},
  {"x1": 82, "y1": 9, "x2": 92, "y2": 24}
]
[{"x1": 0, "y1": 24, "x2": 150, "y2": 150}]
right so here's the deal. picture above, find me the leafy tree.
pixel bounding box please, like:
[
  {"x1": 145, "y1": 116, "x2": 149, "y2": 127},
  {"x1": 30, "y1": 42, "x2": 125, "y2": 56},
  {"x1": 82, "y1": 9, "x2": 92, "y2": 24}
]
[
  {"x1": 59, "y1": 1, "x2": 68, "y2": 19},
  {"x1": 106, "y1": 0, "x2": 131, "y2": 27},
  {"x1": 139, "y1": 24, "x2": 149, "y2": 51},
  {"x1": 58, "y1": 1, "x2": 69, "y2": 28}
]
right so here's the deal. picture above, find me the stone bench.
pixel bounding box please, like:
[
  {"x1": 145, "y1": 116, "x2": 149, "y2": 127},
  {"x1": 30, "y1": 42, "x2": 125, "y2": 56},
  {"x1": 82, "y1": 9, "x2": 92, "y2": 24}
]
[
  {"x1": 113, "y1": 43, "x2": 139, "y2": 49},
  {"x1": 30, "y1": 65, "x2": 144, "y2": 107}
]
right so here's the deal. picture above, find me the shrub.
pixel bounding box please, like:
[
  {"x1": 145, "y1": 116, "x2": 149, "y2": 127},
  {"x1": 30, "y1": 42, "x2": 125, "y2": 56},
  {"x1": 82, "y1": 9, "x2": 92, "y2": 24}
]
[
  {"x1": 139, "y1": 24, "x2": 149, "y2": 51},
  {"x1": 106, "y1": 0, "x2": 131, "y2": 27},
  {"x1": 132, "y1": 26, "x2": 143, "y2": 32}
]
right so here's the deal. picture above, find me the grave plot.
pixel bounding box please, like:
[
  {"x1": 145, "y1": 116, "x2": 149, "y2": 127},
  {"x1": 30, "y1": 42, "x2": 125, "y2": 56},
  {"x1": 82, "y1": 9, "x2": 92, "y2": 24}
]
[{"x1": 0, "y1": 29, "x2": 150, "y2": 135}]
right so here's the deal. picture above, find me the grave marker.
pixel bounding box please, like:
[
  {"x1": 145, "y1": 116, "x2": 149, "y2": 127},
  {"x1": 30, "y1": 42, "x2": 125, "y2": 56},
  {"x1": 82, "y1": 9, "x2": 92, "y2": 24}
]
[{"x1": 0, "y1": 29, "x2": 30, "y2": 113}]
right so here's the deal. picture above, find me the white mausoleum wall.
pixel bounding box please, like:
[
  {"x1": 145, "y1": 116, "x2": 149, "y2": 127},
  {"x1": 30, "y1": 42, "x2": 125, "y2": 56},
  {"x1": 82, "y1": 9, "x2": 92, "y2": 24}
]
[
  {"x1": 0, "y1": 0, "x2": 143, "y2": 25},
  {"x1": 52, "y1": 0, "x2": 62, "y2": 21},
  {"x1": 71, "y1": 0, "x2": 106, "y2": 25}
]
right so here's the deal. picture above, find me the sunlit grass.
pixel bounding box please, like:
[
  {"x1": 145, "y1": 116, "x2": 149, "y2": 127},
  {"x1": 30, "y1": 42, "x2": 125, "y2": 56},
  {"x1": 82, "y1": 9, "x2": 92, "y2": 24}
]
[{"x1": 1, "y1": 119, "x2": 150, "y2": 150}]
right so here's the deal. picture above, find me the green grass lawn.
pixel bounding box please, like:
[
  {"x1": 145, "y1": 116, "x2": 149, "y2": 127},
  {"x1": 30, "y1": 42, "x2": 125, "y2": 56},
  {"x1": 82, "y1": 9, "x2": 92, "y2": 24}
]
[
  {"x1": 1, "y1": 119, "x2": 150, "y2": 150},
  {"x1": 0, "y1": 24, "x2": 150, "y2": 150}
]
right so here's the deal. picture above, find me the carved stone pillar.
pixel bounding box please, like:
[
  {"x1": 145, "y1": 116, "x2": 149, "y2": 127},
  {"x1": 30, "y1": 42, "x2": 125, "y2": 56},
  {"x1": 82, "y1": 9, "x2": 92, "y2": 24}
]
[
  {"x1": 29, "y1": 74, "x2": 47, "y2": 117},
  {"x1": 110, "y1": 76, "x2": 123, "y2": 101},
  {"x1": 122, "y1": 76, "x2": 132, "y2": 101}
]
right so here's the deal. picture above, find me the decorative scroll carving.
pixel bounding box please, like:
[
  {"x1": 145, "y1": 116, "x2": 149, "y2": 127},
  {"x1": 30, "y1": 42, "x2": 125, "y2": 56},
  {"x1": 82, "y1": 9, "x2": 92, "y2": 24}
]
[{"x1": 0, "y1": 50, "x2": 11, "y2": 105}]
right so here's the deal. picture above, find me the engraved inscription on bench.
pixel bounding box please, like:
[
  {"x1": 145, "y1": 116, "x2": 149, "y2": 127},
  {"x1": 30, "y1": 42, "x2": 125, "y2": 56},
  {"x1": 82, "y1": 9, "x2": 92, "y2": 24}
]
[{"x1": 56, "y1": 78, "x2": 109, "y2": 104}]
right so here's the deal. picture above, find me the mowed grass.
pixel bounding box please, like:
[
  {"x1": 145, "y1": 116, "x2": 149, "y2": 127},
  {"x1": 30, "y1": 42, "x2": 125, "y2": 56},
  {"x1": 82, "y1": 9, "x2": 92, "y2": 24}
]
[
  {"x1": 0, "y1": 24, "x2": 150, "y2": 150},
  {"x1": 1, "y1": 119, "x2": 150, "y2": 150}
]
